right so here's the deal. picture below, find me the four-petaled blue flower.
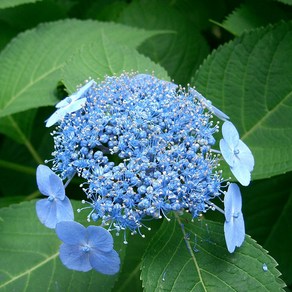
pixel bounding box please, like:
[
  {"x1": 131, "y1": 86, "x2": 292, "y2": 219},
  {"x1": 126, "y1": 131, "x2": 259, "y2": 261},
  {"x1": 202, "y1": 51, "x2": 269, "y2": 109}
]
[
  {"x1": 36, "y1": 165, "x2": 74, "y2": 228},
  {"x1": 46, "y1": 80, "x2": 96, "y2": 127},
  {"x1": 56, "y1": 221, "x2": 120, "y2": 274},
  {"x1": 224, "y1": 183, "x2": 245, "y2": 253},
  {"x1": 219, "y1": 121, "x2": 254, "y2": 186}
]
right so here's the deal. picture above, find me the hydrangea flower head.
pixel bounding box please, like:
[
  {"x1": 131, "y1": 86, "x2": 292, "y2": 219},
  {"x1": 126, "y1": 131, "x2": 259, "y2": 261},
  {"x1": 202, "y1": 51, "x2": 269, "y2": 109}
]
[
  {"x1": 46, "y1": 80, "x2": 96, "y2": 127},
  {"x1": 36, "y1": 165, "x2": 74, "y2": 228},
  {"x1": 219, "y1": 121, "x2": 254, "y2": 186},
  {"x1": 224, "y1": 183, "x2": 245, "y2": 253},
  {"x1": 51, "y1": 73, "x2": 224, "y2": 234},
  {"x1": 38, "y1": 72, "x2": 255, "y2": 272},
  {"x1": 56, "y1": 221, "x2": 120, "y2": 274}
]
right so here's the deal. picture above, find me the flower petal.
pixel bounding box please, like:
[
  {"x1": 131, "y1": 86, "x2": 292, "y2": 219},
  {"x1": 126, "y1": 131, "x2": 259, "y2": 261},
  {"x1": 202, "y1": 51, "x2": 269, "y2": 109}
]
[
  {"x1": 224, "y1": 183, "x2": 245, "y2": 253},
  {"x1": 219, "y1": 139, "x2": 235, "y2": 167},
  {"x1": 59, "y1": 243, "x2": 91, "y2": 272},
  {"x1": 36, "y1": 198, "x2": 57, "y2": 229},
  {"x1": 224, "y1": 183, "x2": 242, "y2": 222},
  {"x1": 45, "y1": 107, "x2": 68, "y2": 127},
  {"x1": 230, "y1": 162, "x2": 251, "y2": 186},
  {"x1": 89, "y1": 249, "x2": 120, "y2": 275},
  {"x1": 64, "y1": 98, "x2": 87, "y2": 115},
  {"x1": 87, "y1": 226, "x2": 113, "y2": 252},
  {"x1": 224, "y1": 212, "x2": 245, "y2": 253},
  {"x1": 70, "y1": 80, "x2": 95, "y2": 101},
  {"x1": 36, "y1": 165, "x2": 65, "y2": 199},
  {"x1": 56, "y1": 196, "x2": 74, "y2": 223},
  {"x1": 56, "y1": 221, "x2": 86, "y2": 245},
  {"x1": 236, "y1": 140, "x2": 255, "y2": 172},
  {"x1": 222, "y1": 121, "x2": 239, "y2": 150}
]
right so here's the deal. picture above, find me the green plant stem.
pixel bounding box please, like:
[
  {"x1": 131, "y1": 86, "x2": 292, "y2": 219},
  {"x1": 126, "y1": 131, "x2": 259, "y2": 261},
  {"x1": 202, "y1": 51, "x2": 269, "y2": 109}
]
[
  {"x1": 25, "y1": 190, "x2": 40, "y2": 200},
  {"x1": 8, "y1": 115, "x2": 43, "y2": 164},
  {"x1": 0, "y1": 159, "x2": 36, "y2": 175}
]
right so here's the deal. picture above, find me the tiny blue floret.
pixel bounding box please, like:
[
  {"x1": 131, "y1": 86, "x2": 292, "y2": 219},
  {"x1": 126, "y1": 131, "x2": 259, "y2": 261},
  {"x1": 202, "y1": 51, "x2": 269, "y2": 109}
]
[
  {"x1": 219, "y1": 121, "x2": 254, "y2": 186},
  {"x1": 36, "y1": 165, "x2": 74, "y2": 228},
  {"x1": 224, "y1": 183, "x2": 245, "y2": 253},
  {"x1": 46, "y1": 80, "x2": 96, "y2": 127},
  {"x1": 56, "y1": 221, "x2": 120, "y2": 274}
]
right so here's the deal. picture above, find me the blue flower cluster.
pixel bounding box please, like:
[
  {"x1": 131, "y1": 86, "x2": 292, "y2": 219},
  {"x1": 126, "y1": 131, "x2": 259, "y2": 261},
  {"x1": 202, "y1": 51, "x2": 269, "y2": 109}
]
[
  {"x1": 36, "y1": 73, "x2": 254, "y2": 273},
  {"x1": 51, "y1": 74, "x2": 223, "y2": 231}
]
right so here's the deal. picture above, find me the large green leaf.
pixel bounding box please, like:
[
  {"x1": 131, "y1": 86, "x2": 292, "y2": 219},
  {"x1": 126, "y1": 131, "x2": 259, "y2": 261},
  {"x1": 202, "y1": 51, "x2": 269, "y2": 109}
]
[
  {"x1": 241, "y1": 172, "x2": 292, "y2": 286},
  {"x1": 62, "y1": 33, "x2": 169, "y2": 92},
  {"x1": 264, "y1": 191, "x2": 292, "y2": 287},
  {"x1": 141, "y1": 214, "x2": 285, "y2": 291},
  {"x1": 0, "y1": 1, "x2": 67, "y2": 31},
  {"x1": 0, "y1": 0, "x2": 42, "y2": 9},
  {"x1": 219, "y1": 1, "x2": 291, "y2": 36},
  {"x1": 193, "y1": 21, "x2": 292, "y2": 180},
  {"x1": 0, "y1": 19, "x2": 166, "y2": 118},
  {"x1": 118, "y1": 0, "x2": 209, "y2": 85},
  {"x1": 0, "y1": 200, "x2": 126, "y2": 291}
]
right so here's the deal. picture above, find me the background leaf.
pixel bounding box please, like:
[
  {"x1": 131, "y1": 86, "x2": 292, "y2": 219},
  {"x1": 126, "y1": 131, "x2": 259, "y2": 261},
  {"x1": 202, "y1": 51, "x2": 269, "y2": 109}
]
[
  {"x1": 0, "y1": 19, "x2": 167, "y2": 118},
  {"x1": 242, "y1": 172, "x2": 292, "y2": 286},
  {"x1": 276, "y1": 0, "x2": 292, "y2": 5},
  {"x1": 118, "y1": 0, "x2": 209, "y2": 85},
  {"x1": 0, "y1": 200, "x2": 126, "y2": 291},
  {"x1": 193, "y1": 21, "x2": 292, "y2": 180},
  {"x1": 141, "y1": 214, "x2": 285, "y2": 291},
  {"x1": 0, "y1": 110, "x2": 36, "y2": 143},
  {"x1": 0, "y1": 1, "x2": 67, "y2": 31},
  {"x1": 218, "y1": 1, "x2": 292, "y2": 36},
  {"x1": 0, "y1": 0, "x2": 42, "y2": 9},
  {"x1": 62, "y1": 33, "x2": 169, "y2": 92}
]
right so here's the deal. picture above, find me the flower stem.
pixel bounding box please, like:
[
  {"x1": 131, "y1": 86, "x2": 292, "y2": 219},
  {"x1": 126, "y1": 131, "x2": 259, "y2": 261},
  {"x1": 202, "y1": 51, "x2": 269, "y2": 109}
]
[
  {"x1": 0, "y1": 159, "x2": 35, "y2": 175},
  {"x1": 8, "y1": 115, "x2": 43, "y2": 164}
]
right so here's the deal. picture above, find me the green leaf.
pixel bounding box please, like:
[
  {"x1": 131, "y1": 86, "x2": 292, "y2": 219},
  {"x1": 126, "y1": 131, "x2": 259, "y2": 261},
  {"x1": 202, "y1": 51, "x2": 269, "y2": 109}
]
[
  {"x1": 264, "y1": 191, "x2": 292, "y2": 287},
  {"x1": 193, "y1": 21, "x2": 292, "y2": 180},
  {"x1": 276, "y1": 0, "x2": 292, "y2": 5},
  {"x1": 0, "y1": 109, "x2": 36, "y2": 143},
  {"x1": 0, "y1": 0, "x2": 42, "y2": 9},
  {"x1": 62, "y1": 33, "x2": 169, "y2": 93},
  {"x1": 241, "y1": 172, "x2": 292, "y2": 287},
  {"x1": 141, "y1": 214, "x2": 285, "y2": 291},
  {"x1": 0, "y1": 200, "x2": 126, "y2": 291},
  {"x1": 219, "y1": 1, "x2": 291, "y2": 36},
  {"x1": 0, "y1": 19, "x2": 167, "y2": 118},
  {"x1": 0, "y1": 1, "x2": 68, "y2": 31},
  {"x1": 171, "y1": 0, "x2": 228, "y2": 30},
  {"x1": 113, "y1": 219, "x2": 162, "y2": 292},
  {"x1": 118, "y1": 0, "x2": 209, "y2": 85}
]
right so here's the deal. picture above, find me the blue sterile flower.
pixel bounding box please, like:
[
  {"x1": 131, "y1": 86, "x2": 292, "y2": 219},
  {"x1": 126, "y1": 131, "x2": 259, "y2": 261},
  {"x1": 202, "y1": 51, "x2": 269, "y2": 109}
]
[
  {"x1": 36, "y1": 165, "x2": 74, "y2": 228},
  {"x1": 50, "y1": 73, "x2": 225, "y2": 234},
  {"x1": 224, "y1": 183, "x2": 245, "y2": 253},
  {"x1": 46, "y1": 80, "x2": 96, "y2": 127},
  {"x1": 219, "y1": 121, "x2": 254, "y2": 186},
  {"x1": 56, "y1": 221, "x2": 120, "y2": 274}
]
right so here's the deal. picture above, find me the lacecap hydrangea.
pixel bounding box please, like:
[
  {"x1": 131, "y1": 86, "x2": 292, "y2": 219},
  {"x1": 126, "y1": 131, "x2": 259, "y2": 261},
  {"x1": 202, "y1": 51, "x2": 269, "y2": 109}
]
[{"x1": 36, "y1": 73, "x2": 254, "y2": 274}]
